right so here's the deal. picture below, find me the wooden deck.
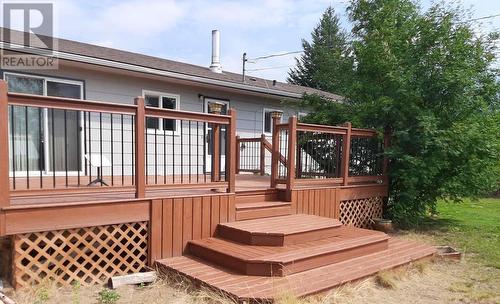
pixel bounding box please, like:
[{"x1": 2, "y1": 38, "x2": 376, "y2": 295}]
[
  {"x1": 9, "y1": 174, "x2": 273, "y2": 206},
  {"x1": 157, "y1": 214, "x2": 436, "y2": 302}
]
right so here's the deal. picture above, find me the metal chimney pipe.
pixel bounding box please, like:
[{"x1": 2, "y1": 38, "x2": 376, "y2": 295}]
[{"x1": 209, "y1": 30, "x2": 223, "y2": 73}]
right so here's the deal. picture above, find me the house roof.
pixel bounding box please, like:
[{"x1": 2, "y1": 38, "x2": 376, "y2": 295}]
[{"x1": 0, "y1": 27, "x2": 342, "y2": 100}]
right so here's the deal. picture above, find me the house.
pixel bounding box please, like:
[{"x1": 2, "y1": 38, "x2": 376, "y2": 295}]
[{"x1": 0, "y1": 27, "x2": 435, "y2": 301}]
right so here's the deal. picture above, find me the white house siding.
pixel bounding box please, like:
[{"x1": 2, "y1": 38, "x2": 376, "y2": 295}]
[{"x1": 5, "y1": 63, "x2": 305, "y2": 178}]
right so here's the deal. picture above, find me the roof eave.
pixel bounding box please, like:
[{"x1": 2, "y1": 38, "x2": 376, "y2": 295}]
[{"x1": 0, "y1": 42, "x2": 304, "y2": 99}]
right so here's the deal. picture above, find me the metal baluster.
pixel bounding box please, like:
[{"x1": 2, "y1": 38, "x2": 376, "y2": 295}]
[
  {"x1": 64, "y1": 109, "x2": 68, "y2": 187},
  {"x1": 10, "y1": 106, "x2": 15, "y2": 189},
  {"x1": 154, "y1": 126, "x2": 157, "y2": 184},
  {"x1": 189, "y1": 120, "x2": 192, "y2": 183},
  {"x1": 39, "y1": 108, "x2": 43, "y2": 188},
  {"x1": 121, "y1": 114, "x2": 124, "y2": 186},
  {"x1": 25, "y1": 106, "x2": 29, "y2": 189},
  {"x1": 110, "y1": 113, "x2": 114, "y2": 186},
  {"x1": 51, "y1": 109, "x2": 55, "y2": 188},
  {"x1": 163, "y1": 122, "x2": 166, "y2": 184}
]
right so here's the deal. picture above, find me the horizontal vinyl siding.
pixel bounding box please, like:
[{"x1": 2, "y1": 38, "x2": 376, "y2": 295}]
[{"x1": 13, "y1": 64, "x2": 306, "y2": 176}]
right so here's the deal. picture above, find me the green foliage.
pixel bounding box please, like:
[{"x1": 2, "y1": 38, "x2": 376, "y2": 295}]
[
  {"x1": 35, "y1": 286, "x2": 50, "y2": 304},
  {"x1": 71, "y1": 281, "x2": 81, "y2": 304},
  {"x1": 97, "y1": 288, "x2": 120, "y2": 304},
  {"x1": 293, "y1": 0, "x2": 500, "y2": 225},
  {"x1": 288, "y1": 6, "x2": 354, "y2": 95}
]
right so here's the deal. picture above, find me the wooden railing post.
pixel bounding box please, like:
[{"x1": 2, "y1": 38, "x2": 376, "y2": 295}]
[
  {"x1": 270, "y1": 114, "x2": 282, "y2": 188},
  {"x1": 260, "y1": 134, "x2": 266, "y2": 176},
  {"x1": 227, "y1": 109, "x2": 237, "y2": 193},
  {"x1": 0, "y1": 81, "x2": 10, "y2": 208},
  {"x1": 341, "y1": 122, "x2": 352, "y2": 186},
  {"x1": 286, "y1": 116, "x2": 297, "y2": 196},
  {"x1": 134, "y1": 97, "x2": 146, "y2": 198},
  {"x1": 235, "y1": 136, "x2": 240, "y2": 174}
]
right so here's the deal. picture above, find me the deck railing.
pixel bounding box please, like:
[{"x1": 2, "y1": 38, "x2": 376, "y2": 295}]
[
  {"x1": 270, "y1": 116, "x2": 387, "y2": 193},
  {"x1": 0, "y1": 81, "x2": 236, "y2": 206}
]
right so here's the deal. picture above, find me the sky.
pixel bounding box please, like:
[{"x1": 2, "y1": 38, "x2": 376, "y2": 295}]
[{"x1": 5, "y1": 0, "x2": 500, "y2": 82}]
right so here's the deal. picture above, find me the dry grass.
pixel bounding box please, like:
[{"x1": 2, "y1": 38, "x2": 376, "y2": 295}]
[{"x1": 7, "y1": 256, "x2": 499, "y2": 304}]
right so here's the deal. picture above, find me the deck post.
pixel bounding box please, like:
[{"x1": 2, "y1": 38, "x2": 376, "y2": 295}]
[
  {"x1": 341, "y1": 122, "x2": 352, "y2": 186},
  {"x1": 286, "y1": 116, "x2": 297, "y2": 198},
  {"x1": 260, "y1": 134, "x2": 266, "y2": 176},
  {"x1": 134, "y1": 97, "x2": 146, "y2": 198},
  {"x1": 235, "y1": 136, "x2": 240, "y2": 174},
  {"x1": 0, "y1": 81, "x2": 9, "y2": 208},
  {"x1": 227, "y1": 109, "x2": 237, "y2": 193},
  {"x1": 270, "y1": 112, "x2": 282, "y2": 188}
]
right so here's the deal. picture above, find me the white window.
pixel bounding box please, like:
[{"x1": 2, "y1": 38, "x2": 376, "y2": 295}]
[
  {"x1": 298, "y1": 112, "x2": 308, "y2": 121},
  {"x1": 142, "y1": 90, "x2": 180, "y2": 133},
  {"x1": 263, "y1": 108, "x2": 283, "y2": 135},
  {"x1": 4, "y1": 72, "x2": 83, "y2": 98},
  {"x1": 3, "y1": 72, "x2": 84, "y2": 174}
]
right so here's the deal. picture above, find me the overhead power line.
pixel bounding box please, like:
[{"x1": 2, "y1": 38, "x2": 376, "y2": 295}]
[
  {"x1": 248, "y1": 50, "x2": 303, "y2": 61},
  {"x1": 463, "y1": 13, "x2": 500, "y2": 23},
  {"x1": 245, "y1": 65, "x2": 295, "y2": 72}
]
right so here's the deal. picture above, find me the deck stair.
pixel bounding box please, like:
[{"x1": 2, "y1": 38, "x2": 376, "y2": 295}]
[
  {"x1": 157, "y1": 213, "x2": 436, "y2": 302},
  {"x1": 234, "y1": 189, "x2": 292, "y2": 220}
]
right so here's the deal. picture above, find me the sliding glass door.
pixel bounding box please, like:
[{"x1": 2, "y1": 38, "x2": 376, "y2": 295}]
[{"x1": 5, "y1": 72, "x2": 83, "y2": 175}]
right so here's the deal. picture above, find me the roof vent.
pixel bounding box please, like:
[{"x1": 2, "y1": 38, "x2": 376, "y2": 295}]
[{"x1": 209, "y1": 30, "x2": 223, "y2": 73}]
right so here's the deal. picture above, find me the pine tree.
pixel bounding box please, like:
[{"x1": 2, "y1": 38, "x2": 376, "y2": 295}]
[{"x1": 287, "y1": 6, "x2": 353, "y2": 95}]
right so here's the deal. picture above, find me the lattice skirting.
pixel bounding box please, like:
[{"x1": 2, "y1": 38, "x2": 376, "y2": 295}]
[
  {"x1": 339, "y1": 196, "x2": 383, "y2": 228},
  {"x1": 12, "y1": 222, "x2": 148, "y2": 288}
]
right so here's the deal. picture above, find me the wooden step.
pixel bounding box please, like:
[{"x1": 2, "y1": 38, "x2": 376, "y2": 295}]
[
  {"x1": 158, "y1": 238, "x2": 437, "y2": 302},
  {"x1": 235, "y1": 201, "x2": 292, "y2": 221},
  {"x1": 219, "y1": 214, "x2": 342, "y2": 246},
  {"x1": 189, "y1": 226, "x2": 388, "y2": 276},
  {"x1": 235, "y1": 189, "x2": 283, "y2": 204}
]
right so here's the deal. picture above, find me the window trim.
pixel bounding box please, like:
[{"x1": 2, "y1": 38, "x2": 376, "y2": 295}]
[
  {"x1": 4, "y1": 71, "x2": 84, "y2": 98},
  {"x1": 3, "y1": 72, "x2": 85, "y2": 176},
  {"x1": 263, "y1": 108, "x2": 283, "y2": 136},
  {"x1": 142, "y1": 89, "x2": 181, "y2": 135},
  {"x1": 298, "y1": 112, "x2": 308, "y2": 121}
]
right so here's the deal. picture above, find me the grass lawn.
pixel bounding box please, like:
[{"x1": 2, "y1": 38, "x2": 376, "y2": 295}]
[
  {"x1": 397, "y1": 197, "x2": 500, "y2": 303},
  {"x1": 409, "y1": 198, "x2": 500, "y2": 268}
]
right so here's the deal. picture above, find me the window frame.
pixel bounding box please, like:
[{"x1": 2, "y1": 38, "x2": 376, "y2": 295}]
[
  {"x1": 262, "y1": 108, "x2": 283, "y2": 136},
  {"x1": 142, "y1": 89, "x2": 181, "y2": 135},
  {"x1": 3, "y1": 71, "x2": 85, "y2": 176},
  {"x1": 4, "y1": 71, "x2": 84, "y2": 98}
]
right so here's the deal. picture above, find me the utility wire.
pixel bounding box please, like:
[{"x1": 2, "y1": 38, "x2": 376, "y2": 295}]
[
  {"x1": 463, "y1": 13, "x2": 500, "y2": 23},
  {"x1": 248, "y1": 50, "x2": 303, "y2": 61},
  {"x1": 245, "y1": 64, "x2": 295, "y2": 72}
]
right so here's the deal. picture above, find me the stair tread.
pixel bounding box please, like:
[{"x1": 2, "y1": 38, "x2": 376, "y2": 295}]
[
  {"x1": 158, "y1": 238, "x2": 437, "y2": 301},
  {"x1": 191, "y1": 226, "x2": 387, "y2": 263},
  {"x1": 220, "y1": 214, "x2": 341, "y2": 235},
  {"x1": 235, "y1": 201, "x2": 290, "y2": 210}
]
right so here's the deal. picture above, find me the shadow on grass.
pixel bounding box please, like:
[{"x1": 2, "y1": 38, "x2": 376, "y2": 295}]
[{"x1": 400, "y1": 216, "x2": 460, "y2": 234}]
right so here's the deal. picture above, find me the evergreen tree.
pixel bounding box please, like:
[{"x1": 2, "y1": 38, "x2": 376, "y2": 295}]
[{"x1": 287, "y1": 6, "x2": 353, "y2": 95}]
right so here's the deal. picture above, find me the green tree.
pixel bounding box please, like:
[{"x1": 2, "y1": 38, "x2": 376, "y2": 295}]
[
  {"x1": 288, "y1": 6, "x2": 353, "y2": 95},
  {"x1": 295, "y1": 0, "x2": 500, "y2": 226}
]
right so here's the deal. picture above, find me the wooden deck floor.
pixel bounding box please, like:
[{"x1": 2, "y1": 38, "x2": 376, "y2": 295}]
[
  {"x1": 158, "y1": 238, "x2": 436, "y2": 301},
  {"x1": 9, "y1": 174, "x2": 273, "y2": 206}
]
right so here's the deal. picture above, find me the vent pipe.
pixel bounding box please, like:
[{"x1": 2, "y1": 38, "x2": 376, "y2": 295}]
[{"x1": 209, "y1": 30, "x2": 223, "y2": 73}]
